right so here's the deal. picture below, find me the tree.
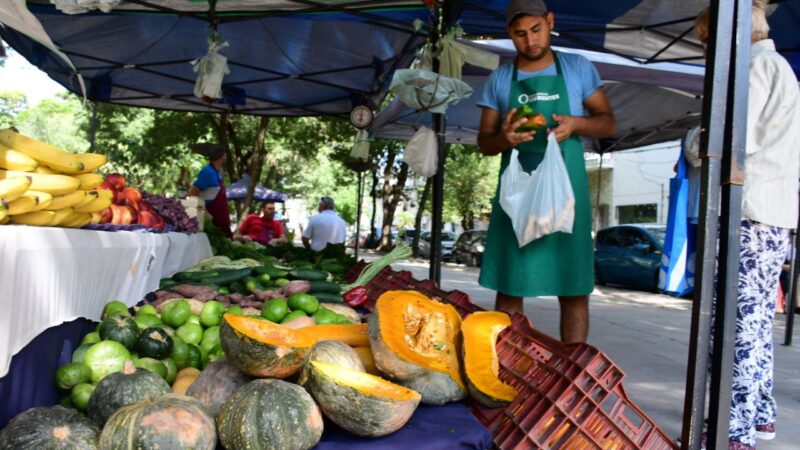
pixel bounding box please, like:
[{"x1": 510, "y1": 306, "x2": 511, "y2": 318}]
[
  {"x1": 443, "y1": 145, "x2": 499, "y2": 230},
  {"x1": 0, "y1": 92, "x2": 28, "y2": 129}
]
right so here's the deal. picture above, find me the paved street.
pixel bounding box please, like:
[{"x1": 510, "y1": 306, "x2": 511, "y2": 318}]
[{"x1": 387, "y1": 258, "x2": 800, "y2": 449}]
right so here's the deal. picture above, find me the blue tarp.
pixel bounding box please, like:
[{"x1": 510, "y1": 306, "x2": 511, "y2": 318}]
[{"x1": 226, "y1": 175, "x2": 287, "y2": 203}]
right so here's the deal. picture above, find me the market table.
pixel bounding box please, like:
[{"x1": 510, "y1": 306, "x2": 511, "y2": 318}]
[{"x1": 0, "y1": 225, "x2": 212, "y2": 378}]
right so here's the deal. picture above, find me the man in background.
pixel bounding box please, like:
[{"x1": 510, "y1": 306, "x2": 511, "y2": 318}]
[{"x1": 302, "y1": 196, "x2": 347, "y2": 251}]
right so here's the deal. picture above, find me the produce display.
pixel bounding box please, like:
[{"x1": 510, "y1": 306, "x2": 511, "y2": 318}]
[
  {"x1": 0, "y1": 128, "x2": 109, "y2": 227},
  {"x1": 142, "y1": 191, "x2": 199, "y2": 233}
]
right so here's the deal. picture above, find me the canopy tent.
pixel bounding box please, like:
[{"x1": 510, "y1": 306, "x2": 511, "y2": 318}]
[
  {"x1": 453, "y1": 0, "x2": 800, "y2": 77},
  {"x1": 0, "y1": 1, "x2": 430, "y2": 116},
  {"x1": 226, "y1": 175, "x2": 288, "y2": 203},
  {"x1": 370, "y1": 40, "x2": 705, "y2": 151}
]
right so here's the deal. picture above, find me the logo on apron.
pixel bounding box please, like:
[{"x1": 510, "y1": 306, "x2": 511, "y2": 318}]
[{"x1": 517, "y1": 92, "x2": 561, "y2": 104}]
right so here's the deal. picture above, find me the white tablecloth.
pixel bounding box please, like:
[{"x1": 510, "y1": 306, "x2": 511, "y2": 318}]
[{"x1": 0, "y1": 226, "x2": 212, "y2": 377}]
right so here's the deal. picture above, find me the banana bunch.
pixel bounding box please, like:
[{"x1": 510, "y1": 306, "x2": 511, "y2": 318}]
[{"x1": 0, "y1": 128, "x2": 110, "y2": 228}]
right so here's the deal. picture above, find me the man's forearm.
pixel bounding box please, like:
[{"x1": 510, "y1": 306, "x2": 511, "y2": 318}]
[
  {"x1": 302, "y1": 236, "x2": 311, "y2": 249},
  {"x1": 571, "y1": 113, "x2": 616, "y2": 139},
  {"x1": 477, "y1": 132, "x2": 511, "y2": 156}
]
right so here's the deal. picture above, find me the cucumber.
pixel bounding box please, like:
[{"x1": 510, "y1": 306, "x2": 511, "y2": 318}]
[
  {"x1": 289, "y1": 269, "x2": 329, "y2": 281},
  {"x1": 173, "y1": 270, "x2": 219, "y2": 282},
  {"x1": 308, "y1": 280, "x2": 343, "y2": 295},
  {"x1": 198, "y1": 268, "x2": 253, "y2": 286},
  {"x1": 312, "y1": 292, "x2": 344, "y2": 304},
  {"x1": 254, "y1": 266, "x2": 289, "y2": 279},
  {"x1": 290, "y1": 261, "x2": 315, "y2": 270},
  {"x1": 159, "y1": 278, "x2": 178, "y2": 290}
]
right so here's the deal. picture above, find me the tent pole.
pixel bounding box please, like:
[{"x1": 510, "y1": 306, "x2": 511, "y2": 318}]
[
  {"x1": 89, "y1": 102, "x2": 98, "y2": 153},
  {"x1": 679, "y1": 0, "x2": 744, "y2": 448},
  {"x1": 354, "y1": 170, "x2": 363, "y2": 262},
  {"x1": 784, "y1": 197, "x2": 800, "y2": 346}
]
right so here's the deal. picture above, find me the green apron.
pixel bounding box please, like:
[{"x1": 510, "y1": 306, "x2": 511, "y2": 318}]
[{"x1": 478, "y1": 53, "x2": 594, "y2": 297}]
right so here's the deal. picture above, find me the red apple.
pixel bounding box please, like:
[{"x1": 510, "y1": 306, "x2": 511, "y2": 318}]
[
  {"x1": 138, "y1": 201, "x2": 153, "y2": 213},
  {"x1": 110, "y1": 204, "x2": 134, "y2": 225},
  {"x1": 105, "y1": 173, "x2": 126, "y2": 191},
  {"x1": 98, "y1": 181, "x2": 115, "y2": 192},
  {"x1": 121, "y1": 187, "x2": 142, "y2": 204},
  {"x1": 98, "y1": 207, "x2": 112, "y2": 224},
  {"x1": 124, "y1": 198, "x2": 140, "y2": 211}
]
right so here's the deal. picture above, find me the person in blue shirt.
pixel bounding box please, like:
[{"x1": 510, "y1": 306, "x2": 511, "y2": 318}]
[
  {"x1": 188, "y1": 149, "x2": 232, "y2": 238},
  {"x1": 476, "y1": 0, "x2": 616, "y2": 343}
]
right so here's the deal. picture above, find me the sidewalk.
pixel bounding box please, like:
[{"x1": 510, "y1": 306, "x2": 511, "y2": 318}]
[{"x1": 389, "y1": 259, "x2": 800, "y2": 449}]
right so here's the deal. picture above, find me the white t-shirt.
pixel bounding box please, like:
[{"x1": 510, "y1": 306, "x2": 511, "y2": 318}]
[{"x1": 303, "y1": 210, "x2": 347, "y2": 251}]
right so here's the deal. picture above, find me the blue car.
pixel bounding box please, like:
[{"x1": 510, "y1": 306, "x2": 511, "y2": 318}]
[{"x1": 594, "y1": 224, "x2": 666, "y2": 292}]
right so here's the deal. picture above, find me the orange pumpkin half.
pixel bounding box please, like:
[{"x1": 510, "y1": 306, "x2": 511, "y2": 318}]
[
  {"x1": 367, "y1": 290, "x2": 466, "y2": 405},
  {"x1": 461, "y1": 311, "x2": 517, "y2": 408}
]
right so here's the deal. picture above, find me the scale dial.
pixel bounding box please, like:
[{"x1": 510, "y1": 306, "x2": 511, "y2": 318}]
[{"x1": 349, "y1": 105, "x2": 374, "y2": 129}]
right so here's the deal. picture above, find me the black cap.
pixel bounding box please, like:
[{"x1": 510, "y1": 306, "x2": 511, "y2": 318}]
[{"x1": 506, "y1": 0, "x2": 548, "y2": 25}]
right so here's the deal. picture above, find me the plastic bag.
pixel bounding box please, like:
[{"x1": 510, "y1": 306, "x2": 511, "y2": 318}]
[
  {"x1": 404, "y1": 126, "x2": 438, "y2": 177},
  {"x1": 350, "y1": 129, "x2": 370, "y2": 160},
  {"x1": 51, "y1": 0, "x2": 120, "y2": 14},
  {"x1": 500, "y1": 132, "x2": 575, "y2": 247},
  {"x1": 389, "y1": 69, "x2": 472, "y2": 114},
  {"x1": 192, "y1": 39, "x2": 230, "y2": 100}
]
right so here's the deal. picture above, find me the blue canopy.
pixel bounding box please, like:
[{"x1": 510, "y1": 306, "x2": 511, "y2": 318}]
[{"x1": 226, "y1": 175, "x2": 287, "y2": 203}]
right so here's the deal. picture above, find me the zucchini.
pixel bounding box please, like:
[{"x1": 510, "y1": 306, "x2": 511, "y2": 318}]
[
  {"x1": 289, "y1": 269, "x2": 329, "y2": 281},
  {"x1": 173, "y1": 270, "x2": 219, "y2": 282},
  {"x1": 308, "y1": 280, "x2": 342, "y2": 295},
  {"x1": 312, "y1": 292, "x2": 344, "y2": 304},
  {"x1": 254, "y1": 266, "x2": 289, "y2": 279},
  {"x1": 198, "y1": 268, "x2": 253, "y2": 286},
  {"x1": 159, "y1": 278, "x2": 178, "y2": 290}
]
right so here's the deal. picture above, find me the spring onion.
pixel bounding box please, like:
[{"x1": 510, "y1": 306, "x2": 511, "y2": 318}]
[{"x1": 342, "y1": 242, "x2": 412, "y2": 291}]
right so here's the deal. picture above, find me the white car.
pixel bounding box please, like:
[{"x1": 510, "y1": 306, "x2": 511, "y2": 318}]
[{"x1": 418, "y1": 231, "x2": 457, "y2": 260}]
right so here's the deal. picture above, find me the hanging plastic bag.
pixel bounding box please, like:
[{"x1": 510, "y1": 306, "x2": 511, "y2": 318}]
[
  {"x1": 350, "y1": 129, "x2": 370, "y2": 160},
  {"x1": 500, "y1": 132, "x2": 575, "y2": 247},
  {"x1": 51, "y1": 0, "x2": 120, "y2": 14},
  {"x1": 389, "y1": 69, "x2": 472, "y2": 114},
  {"x1": 192, "y1": 38, "x2": 230, "y2": 100},
  {"x1": 404, "y1": 126, "x2": 437, "y2": 177}
]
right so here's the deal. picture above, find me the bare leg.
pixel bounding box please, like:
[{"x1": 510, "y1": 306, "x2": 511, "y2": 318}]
[
  {"x1": 495, "y1": 292, "x2": 523, "y2": 316},
  {"x1": 558, "y1": 295, "x2": 589, "y2": 343}
]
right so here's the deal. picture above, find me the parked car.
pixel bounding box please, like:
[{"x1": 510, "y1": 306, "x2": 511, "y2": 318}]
[
  {"x1": 398, "y1": 228, "x2": 417, "y2": 245},
  {"x1": 453, "y1": 230, "x2": 487, "y2": 267},
  {"x1": 418, "y1": 231, "x2": 457, "y2": 261},
  {"x1": 594, "y1": 224, "x2": 666, "y2": 291}
]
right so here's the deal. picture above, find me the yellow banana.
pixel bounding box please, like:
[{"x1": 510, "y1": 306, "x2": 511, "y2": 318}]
[
  {"x1": 0, "y1": 142, "x2": 38, "y2": 172},
  {"x1": 7, "y1": 196, "x2": 36, "y2": 215},
  {"x1": 60, "y1": 212, "x2": 91, "y2": 228},
  {"x1": 0, "y1": 200, "x2": 7, "y2": 222},
  {"x1": 0, "y1": 176, "x2": 32, "y2": 202},
  {"x1": 21, "y1": 190, "x2": 53, "y2": 212},
  {"x1": 74, "y1": 195, "x2": 112, "y2": 213},
  {"x1": 75, "y1": 153, "x2": 107, "y2": 173},
  {"x1": 10, "y1": 210, "x2": 56, "y2": 226},
  {"x1": 46, "y1": 190, "x2": 86, "y2": 210},
  {"x1": 0, "y1": 129, "x2": 83, "y2": 174},
  {"x1": 0, "y1": 170, "x2": 80, "y2": 196},
  {"x1": 0, "y1": 215, "x2": 8, "y2": 225},
  {"x1": 74, "y1": 173, "x2": 103, "y2": 190},
  {"x1": 92, "y1": 189, "x2": 114, "y2": 201},
  {"x1": 34, "y1": 166, "x2": 59, "y2": 174},
  {"x1": 73, "y1": 191, "x2": 99, "y2": 209},
  {"x1": 49, "y1": 207, "x2": 74, "y2": 226}
]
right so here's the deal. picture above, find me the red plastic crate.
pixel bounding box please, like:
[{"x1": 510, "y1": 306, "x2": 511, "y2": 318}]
[{"x1": 346, "y1": 262, "x2": 676, "y2": 450}]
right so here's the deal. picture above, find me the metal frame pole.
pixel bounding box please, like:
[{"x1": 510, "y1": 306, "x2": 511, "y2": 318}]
[
  {"x1": 679, "y1": 0, "x2": 739, "y2": 447},
  {"x1": 89, "y1": 102, "x2": 98, "y2": 153},
  {"x1": 784, "y1": 199, "x2": 800, "y2": 345},
  {"x1": 354, "y1": 170, "x2": 363, "y2": 261},
  {"x1": 427, "y1": 5, "x2": 448, "y2": 284}
]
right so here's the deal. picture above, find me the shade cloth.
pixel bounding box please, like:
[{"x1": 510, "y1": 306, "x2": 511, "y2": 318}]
[{"x1": 0, "y1": 226, "x2": 212, "y2": 377}]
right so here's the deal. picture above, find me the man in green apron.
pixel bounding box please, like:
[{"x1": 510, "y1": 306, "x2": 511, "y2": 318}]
[{"x1": 476, "y1": 0, "x2": 616, "y2": 343}]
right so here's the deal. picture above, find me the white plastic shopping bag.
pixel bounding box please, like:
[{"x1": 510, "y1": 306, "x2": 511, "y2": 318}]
[
  {"x1": 404, "y1": 126, "x2": 438, "y2": 177},
  {"x1": 500, "y1": 132, "x2": 575, "y2": 247}
]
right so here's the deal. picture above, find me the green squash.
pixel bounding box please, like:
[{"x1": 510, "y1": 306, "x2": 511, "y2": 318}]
[
  {"x1": 98, "y1": 394, "x2": 215, "y2": 450},
  {"x1": 87, "y1": 360, "x2": 170, "y2": 425},
  {"x1": 135, "y1": 327, "x2": 173, "y2": 359},
  {"x1": 216, "y1": 379, "x2": 323, "y2": 450},
  {"x1": 219, "y1": 314, "x2": 315, "y2": 378},
  {"x1": 296, "y1": 340, "x2": 364, "y2": 388},
  {"x1": 71, "y1": 342, "x2": 94, "y2": 364},
  {"x1": 0, "y1": 405, "x2": 100, "y2": 449},
  {"x1": 186, "y1": 357, "x2": 252, "y2": 416},
  {"x1": 98, "y1": 315, "x2": 140, "y2": 350},
  {"x1": 54, "y1": 362, "x2": 91, "y2": 391}
]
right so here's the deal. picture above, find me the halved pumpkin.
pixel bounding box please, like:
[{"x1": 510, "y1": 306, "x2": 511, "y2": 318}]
[
  {"x1": 220, "y1": 314, "x2": 315, "y2": 378},
  {"x1": 296, "y1": 340, "x2": 365, "y2": 388},
  {"x1": 306, "y1": 360, "x2": 421, "y2": 437},
  {"x1": 296, "y1": 324, "x2": 369, "y2": 347},
  {"x1": 367, "y1": 290, "x2": 466, "y2": 405},
  {"x1": 462, "y1": 311, "x2": 517, "y2": 408}
]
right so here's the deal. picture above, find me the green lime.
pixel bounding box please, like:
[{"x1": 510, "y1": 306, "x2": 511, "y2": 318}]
[
  {"x1": 136, "y1": 304, "x2": 158, "y2": 316},
  {"x1": 186, "y1": 315, "x2": 201, "y2": 327},
  {"x1": 134, "y1": 357, "x2": 168, "y2": 380},
  {"x1": 200, "y1": 301, "x2": 225, "y2": 327},
  {"x1": 186, "y1": 344, "x2": 203, "y2": 369},
  {"x1": 55, "y1": 362, "x2": 91, "y2": 391},
  {"x1": 70, "y1": 383, "x2": 95, "y2": 412},
  {"x1": 102, "y1": 300, "x2": 129, "y2": 319},
  {"x1": 161, "y1": 358, "x2": 178, "y2": 384},
  {"x1": 161, "y1": 300, "x2": 191, "y2": 328},
  {"x1": 71, "y1": 343, "x2": 94, "y2": 364},
  {"x1": 134, "y1": 313, "x2": 162, "y2": 330},
  {"x1": 261, "y1": 298, "x2": 289, "y2": 322},
  {"x1": 169, "y1": 336, "x2": 190, "y2": 370},
  {"x1": 280, "y1": 310, "x2": 308, "y2": 324},
  {"x1": 226, "y1": 305, "x2": 244, "y2": 316},
  {"x1": 288, "y1": 293, "x2": 320, "y2": 315},
  {"x1": 334, "y1": 314, "x2": 353, "y2": 325},
  {"x1": 157, "y1": 324, "x2": 176, "y2": 337},
  {"x1": 83, "y1": 341, "x2": 131, "y2": 384},
  {"x1": 80, "y1": 331, "x2": 101, "y2": 345},
  {"x1": 176, "y1": 323, "x2": 204, "y2": 345},
  {"x1": 202, "y1": 326, "x2": 220, "y2": 348},
  {"x1": 312, "y1": 308, "x2": 338, "y2": 325},
  {"x1": 274, "y1": 278, "x2": 290, "y2": 287}
]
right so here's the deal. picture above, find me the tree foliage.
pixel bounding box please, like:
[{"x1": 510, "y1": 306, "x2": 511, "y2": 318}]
[{"x1": 443, "y1": 144, "x2": 499, "y2": 230}]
